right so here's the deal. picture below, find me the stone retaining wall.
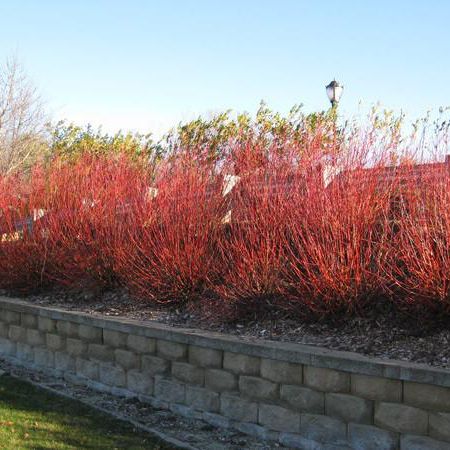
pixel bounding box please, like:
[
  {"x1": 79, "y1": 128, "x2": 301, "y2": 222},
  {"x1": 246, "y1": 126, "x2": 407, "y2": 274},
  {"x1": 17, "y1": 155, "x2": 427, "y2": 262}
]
[{"x1": 1, "y1": 297, "x2": 450, "y2": 449}]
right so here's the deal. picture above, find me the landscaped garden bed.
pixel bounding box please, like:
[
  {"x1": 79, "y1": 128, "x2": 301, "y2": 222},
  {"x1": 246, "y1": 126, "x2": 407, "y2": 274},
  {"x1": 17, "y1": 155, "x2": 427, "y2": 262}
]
[
  {"x1": 1, "y1": 110, "x2": 450, "y2": 448},
  {"x1": 2, "y1": 111, "x2": 450, "y2": 331}
]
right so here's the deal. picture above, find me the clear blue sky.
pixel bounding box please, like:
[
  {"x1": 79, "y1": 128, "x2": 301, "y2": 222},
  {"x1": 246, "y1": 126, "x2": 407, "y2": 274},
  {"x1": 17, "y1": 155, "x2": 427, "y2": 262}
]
[{"x1": 1, "y1": 1, "x2": 449, "y2": 136}]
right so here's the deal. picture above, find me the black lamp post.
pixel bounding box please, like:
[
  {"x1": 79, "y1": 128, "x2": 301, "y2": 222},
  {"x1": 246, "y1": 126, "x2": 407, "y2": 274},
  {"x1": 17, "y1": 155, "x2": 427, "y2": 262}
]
[{"x1": 326, "y1": 79, "x2": 344, "y2": 108}]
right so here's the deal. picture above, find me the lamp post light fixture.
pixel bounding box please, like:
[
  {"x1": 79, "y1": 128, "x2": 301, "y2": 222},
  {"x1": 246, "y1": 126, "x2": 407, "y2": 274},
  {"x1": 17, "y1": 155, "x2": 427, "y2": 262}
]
[{"x1": 326, "y1": 79, "x2": 344, "y2": 108}]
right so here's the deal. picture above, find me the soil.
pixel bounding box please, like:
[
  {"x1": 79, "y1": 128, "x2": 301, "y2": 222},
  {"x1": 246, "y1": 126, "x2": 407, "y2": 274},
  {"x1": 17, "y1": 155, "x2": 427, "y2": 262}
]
[{"x1": 5, "y1": 287, "x2": 450, "y2": 370}]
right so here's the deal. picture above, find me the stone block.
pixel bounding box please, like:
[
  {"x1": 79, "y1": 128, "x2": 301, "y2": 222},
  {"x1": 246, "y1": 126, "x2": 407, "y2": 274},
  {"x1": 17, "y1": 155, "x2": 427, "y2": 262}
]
[
  {"x1": 127, "y1": 369, "x2": 154, "y2": 395},
  {"x1": 56, "y1": 320, "x2": 79, "y2": 337},
  {"x1": 281, "y1": 385, "x2": 324, "y2": 414},
  {"x1": 76, "y1": 358, "x2": 99, "y2": 380},
  {"x1": 115, "y1": 349, "x2": 139, "y2": 370},
  {"x1": 172, "y1": 362, "x2": 204, "y2": 385},
  {"x1": 429, "y1": 412, "x2": 450, "y2": 443},
  {"x1": 127, "y1": 334, "x2": 156, "y2": 354},
  {"x1": 186, "y1": 386, "x2": 220, "y2": 412},
  {"x1": 103, "y1": 329, "x2": 128, "y2": 348},
  {"x1": 26, "y1": 329, "x2": 45, "y2": 346},
  {"x1": 109, "y1": 386, "x2": 131, "y2": 397},
  {"x1": 239, "y1": 376, "x2": 278, "y2": 400},
  {"x1": 351, "y1": 374, "x2": 402, "y2": 402},
  {"x1": 300, "y1": 413, "x2": 347, "y2": 445},
  {"x1": 304, "y1": 366, "x2": 350, "y2": 393},
  {"x1": 34, "y1": 347, "x2": 54, "y2": 368},
  {"x1": 157, "y1": 340, "x2": 187, "y2": 361},
  {"x1": 21, "y1": 313, "x2": 38, "y2": 328},
  {"x1": 188, "y1": 345, "x2": 222, "y2": 368},
  {"x1": 279, "y1": 433, "x2": 350, "y2": 450},
  {"x1": 202, "y1": 412, "x2": 231, "y2": 429},
  {"x1": 38, "y1": 316, "x2": 56, "y2": 333},
  {"x1": 404, "y1": 381, "x2": 450, "y2": 412},
  {"x1": 326, "y1": 393, "x2": 373, "y2": 424},
  {"x1": 66, "y1": 338, "x2": 87, "y2": 357},
  {"x1": 223, "y1": 352, "x2": 260, "y2": 375},
  {"x1": 154, "y1": 376, "x2": 186, "y2": 403},
  {"x1": 0, "y1": 337, "x2": 16, "y2": 355},
  {"x1": 169, "y1": 403, "x2": 203, "y2": 420},
  {"x1": 375, "y1": 402, "x2": 428, "y2": 434},
  {"x1": 235, "y1": 422, "x2": 279, "y2": 442},
  {"x1": 64, "y1": 372, "x2": 86, "y2": 386},
  {"x1": 220, "y1": 394, "x2": 258, "y2": 422},
  {"x1": 99, "y1": 363, "x2": 126, "y2": 387},
  {"x1": 205, "y1": 369, "x2": 238, "y2": 392},
  {"x1": 8, "y1": 325, "x2": 27, "y2": 342},
  {"x1": 258, "y1": 403, "x2": 300, "y2": 432},
  {"x1": 1, "y1": 310, "x2": 20, "y2": 324},
  {"x1": 16, "y1": 342, "x2": 34, "y2": 362},
  {"x1": 400, "y1": 435, "x2": 450, "y2": 450},
  {"x1": 46, "y1": 333, "x2": 65, "y2": 351},
  {"x1": 142, "y1": 355, "x2": 170, "y2": 375},
  {"x1": 55, "y1": 352, "x2": 75, "y2": 371},
  {"x1": 88, "y1": 344, "x2": 114, "y2": 362},
  {"x1": 0, "y1": 322, "x2": 8, "y2": 338},
  {"x1": 348, "y1": 423, "x2": 398, "y2": 450},
  {"x1": 260, "y1": 358, "x2": 302, "y2": 384},
  {"x1": 78, "y1": 324, "x2": 102, "y2": 343}
]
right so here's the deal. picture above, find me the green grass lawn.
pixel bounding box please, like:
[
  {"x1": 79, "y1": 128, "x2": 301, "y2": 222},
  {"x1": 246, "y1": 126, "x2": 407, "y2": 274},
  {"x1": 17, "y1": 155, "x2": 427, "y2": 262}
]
[{"x1": 0, "y1": 374, "x2": 175, "y2": 450}]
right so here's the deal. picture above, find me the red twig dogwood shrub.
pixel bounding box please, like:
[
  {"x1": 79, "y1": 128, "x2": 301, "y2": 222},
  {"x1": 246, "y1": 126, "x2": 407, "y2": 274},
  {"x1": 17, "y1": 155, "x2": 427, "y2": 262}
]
[
  {"x1": 0, "y1": 167, "x2": 48, "y2": 291},
  {"x1": 213, "y1": 141, "x2": 301, "y2": 313},
  {"x1": 116, "y1": 155, "x2": 225, "y2": 304},
  {"x1": 41, "y1": 154, "x2": 150, "y2": 290},
  {"x1": 214, "y1": 125, "x2": 390, "y2": 317},
  {"x1": 212, "y1": 109, "x2": 369, "y2": 313},
  {"x1": 283, "y1": 156, "x2": 395, "y2": 316},
  {"x1": 2, "y1": 110, "x2": 450, "y2": 323},
  {"x1": 385, "y1": 163, "x2": 450, "y2": 313}
]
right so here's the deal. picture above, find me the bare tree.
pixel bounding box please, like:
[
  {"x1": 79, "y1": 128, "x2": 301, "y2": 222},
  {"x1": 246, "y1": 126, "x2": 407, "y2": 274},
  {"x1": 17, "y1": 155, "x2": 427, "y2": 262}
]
[{"x1": 0, "y1": 56, "x2": 47, "y2": 174}]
